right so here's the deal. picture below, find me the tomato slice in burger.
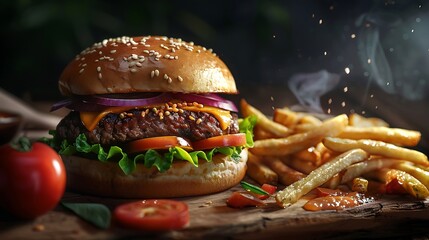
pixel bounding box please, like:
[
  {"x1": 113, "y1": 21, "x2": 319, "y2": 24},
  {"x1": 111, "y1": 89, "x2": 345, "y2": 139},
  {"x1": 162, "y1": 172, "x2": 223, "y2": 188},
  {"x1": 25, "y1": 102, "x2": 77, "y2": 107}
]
[
  {"x1": 192, "y1": 133, "x2": 246, "y2": 150},
  {"x1": 127, "y1": 136, "x2": 192, "y2": 154},
  {"x1": 114, "y1": 200, "x2": 189, "y2": 231}
]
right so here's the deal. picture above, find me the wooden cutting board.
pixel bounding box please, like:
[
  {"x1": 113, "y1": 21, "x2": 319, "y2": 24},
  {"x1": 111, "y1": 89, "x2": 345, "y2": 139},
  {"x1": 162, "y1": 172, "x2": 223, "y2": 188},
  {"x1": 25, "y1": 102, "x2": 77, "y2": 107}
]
[{"x1": 1, "y1": 178, "x2": 429, "y2": 240}]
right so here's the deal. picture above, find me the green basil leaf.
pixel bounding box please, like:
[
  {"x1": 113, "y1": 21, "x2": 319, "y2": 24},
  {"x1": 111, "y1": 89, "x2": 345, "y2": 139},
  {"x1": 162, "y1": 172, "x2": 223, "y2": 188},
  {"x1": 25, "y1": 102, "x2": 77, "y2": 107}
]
[
  {"x1": 240, "y1": 181, "x2": 269, "y2": 196},
  {"x1": 61, "y1": 202, "x2": 111, "y2": 229}
]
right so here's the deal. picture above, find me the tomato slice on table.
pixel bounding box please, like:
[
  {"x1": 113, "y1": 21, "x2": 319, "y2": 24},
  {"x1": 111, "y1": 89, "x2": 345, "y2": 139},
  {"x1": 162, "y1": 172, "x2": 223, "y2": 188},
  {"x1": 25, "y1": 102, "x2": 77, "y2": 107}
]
[
  {"x1": 114, "y1": 200, "x2": 189, "y2": 231},
  {"x1": 226, "y1": 191, "x2": 266, "y2": 208},
  {"x1": 127, "y1": 136, "x2": 192, "y2": 154},
  {"x1": 257, "y1": 184, "x2": 277, "y2": 200},
  {"x1": 192, "y1": 133, "x2": 246, "y2": 150}
]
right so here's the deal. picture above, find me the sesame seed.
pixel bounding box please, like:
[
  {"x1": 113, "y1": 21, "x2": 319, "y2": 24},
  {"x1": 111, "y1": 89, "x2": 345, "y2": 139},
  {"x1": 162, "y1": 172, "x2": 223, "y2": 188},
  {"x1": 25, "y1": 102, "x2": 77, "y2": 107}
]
[
  {"x1": 177, "y1": 76, "x2": 183, "y2": 82},
  {"x1": 130, "y1": 68, "x2": 137, "y2": 73},
  {"x1": 107, "y1": 87, "x2": 113, "y2": 92},
  {"x1": 132, "y1": 47, "x2": 137, "y2": 49},
  {"x1": 132, "y1": 54, "x2": 138, "y2": 60},
  {"x1": 99, "y1": 51, "x2": 103, "y2": 55},
  {"x1": 179, "y1": 109, "x2": 184, "y2": 114},
  {"x1": 155, "y1": 69, "x2": 160, "y2": 76},
  {"x1": 168, "y1": 77, "x2": 172, "y2": 83},
  {"x1": 79, "y1": 68, "x2": 84, "y2": 74},
  {"x1": 197, "y1": 49, "x2": 201, "y2": 53},
  {"x1": 171, "y1": 48, "x2": 176, "y2": 53},
  {"x1": 164, "y1": 74, "x2": 169, "y2": 80},
  {"x1": 119, "y1": 113, "x2": 125, "y2": 119},
  {"x1": 164, "y1": 54, "x2": 170, "y2": 59},
  {"x1": 151, "y1": 70, "x2": 155, "y2": 78},
  {"x1": 174, "y1": 56, "x2": 179, "y2": 60},
  {"x1": 196, "y1": 118, "x2": 202, "y2": 124},
  {"x1": 138, "y1": 58, "x2": 145, "y2": 62},
  {"x1": 141, "y1": 111, "x2": 146, "y2": 117},
  {"x1": 110, "y1": 50, "x2": 117, "y2": 53},
  {"x1": 169, "y1": 56, "x2": 175, "y2": 60},
  {"x1": 97, "y1": 66, "x2": 101, "y2": 72},
  {"x1": 82, "y1": 63, "x2": 87, "y2": 67},
  {"x1": 98, "y1": 73, "x2": 102, "y2": 79},
  {"x1": 189, "y1": 116, "x2": 196, "y2": 121},
  {"x1": 123, "y1": 57, "x2": 128, "y2": 61},
  {"x1": 129, "y1": 62, "x2": 136, "y2": 67},
  {"x1": 143, "y1": 50, "x2": 149, "y2": 54},
  {"x1": 102, "y1": 39, "x2": 108, "y2": 46},
  {"x1": 136, "y1": 62, "x2": 142, "y2": 67},
  {"x1": 164, "y1": 111, "x2": 170, "y2": 116}
]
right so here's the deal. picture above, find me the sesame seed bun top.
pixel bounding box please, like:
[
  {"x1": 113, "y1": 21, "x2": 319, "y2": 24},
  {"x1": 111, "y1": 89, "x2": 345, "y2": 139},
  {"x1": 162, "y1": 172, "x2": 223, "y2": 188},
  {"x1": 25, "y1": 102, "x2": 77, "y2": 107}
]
[{"x1": 58, "y1": 36, "x2": 237, "y2": 96}]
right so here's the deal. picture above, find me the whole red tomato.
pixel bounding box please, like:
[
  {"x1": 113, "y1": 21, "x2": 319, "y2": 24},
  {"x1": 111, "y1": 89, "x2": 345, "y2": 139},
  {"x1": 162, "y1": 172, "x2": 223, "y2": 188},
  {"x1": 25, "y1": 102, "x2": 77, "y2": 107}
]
[{"x1": 0, "y1": 139, "x2": 66, "y2": 219}]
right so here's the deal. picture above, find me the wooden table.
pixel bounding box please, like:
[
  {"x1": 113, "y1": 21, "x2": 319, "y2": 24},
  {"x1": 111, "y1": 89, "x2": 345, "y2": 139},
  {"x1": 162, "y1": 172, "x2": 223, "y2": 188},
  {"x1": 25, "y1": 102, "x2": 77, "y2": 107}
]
[{"x1": 1, "y1": 179, "x2": 429, "y2": 239}]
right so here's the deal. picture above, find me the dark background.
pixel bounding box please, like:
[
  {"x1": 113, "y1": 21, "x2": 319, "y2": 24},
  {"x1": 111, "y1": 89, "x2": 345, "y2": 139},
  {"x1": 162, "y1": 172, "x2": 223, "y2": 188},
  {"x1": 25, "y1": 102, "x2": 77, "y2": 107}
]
[{"x1": 2, "y1": 0, "x2": 428, "y2": 150}]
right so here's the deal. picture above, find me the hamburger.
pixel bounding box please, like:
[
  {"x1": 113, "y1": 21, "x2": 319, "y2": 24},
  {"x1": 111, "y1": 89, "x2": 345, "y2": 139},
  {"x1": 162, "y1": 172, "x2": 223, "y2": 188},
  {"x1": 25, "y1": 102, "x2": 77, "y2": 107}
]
[{"x1": 48, "y1": 36, "x2": 255, "y2": 198}]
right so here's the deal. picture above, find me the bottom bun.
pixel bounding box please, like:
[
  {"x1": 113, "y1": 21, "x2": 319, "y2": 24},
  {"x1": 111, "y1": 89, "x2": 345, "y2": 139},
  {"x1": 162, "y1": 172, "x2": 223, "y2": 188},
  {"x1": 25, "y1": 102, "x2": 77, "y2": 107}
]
[{"x1": 62, "y1": 149, "x2": 247, "y2": 198}]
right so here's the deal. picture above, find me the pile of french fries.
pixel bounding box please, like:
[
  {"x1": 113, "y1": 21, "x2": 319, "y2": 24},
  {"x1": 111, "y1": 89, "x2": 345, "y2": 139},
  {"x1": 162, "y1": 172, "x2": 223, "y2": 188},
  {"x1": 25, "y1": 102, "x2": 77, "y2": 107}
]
[{"x1": 241, "y1": 99, "x2": 429, "y2": 208}]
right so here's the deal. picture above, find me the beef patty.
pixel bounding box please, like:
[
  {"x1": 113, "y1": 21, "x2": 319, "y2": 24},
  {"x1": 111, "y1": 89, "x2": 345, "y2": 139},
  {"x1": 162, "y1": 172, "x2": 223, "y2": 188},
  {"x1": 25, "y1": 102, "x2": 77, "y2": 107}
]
[{"x1": 56, "y1": 109, "x2": 239, "y2": 146}]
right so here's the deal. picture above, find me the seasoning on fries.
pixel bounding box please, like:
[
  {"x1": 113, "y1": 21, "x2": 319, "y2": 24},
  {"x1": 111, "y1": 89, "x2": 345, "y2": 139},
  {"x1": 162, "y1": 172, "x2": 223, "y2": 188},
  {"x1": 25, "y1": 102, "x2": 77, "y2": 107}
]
[{"x1": 275, "y1": 149, "x2": 369, "y2": 208}]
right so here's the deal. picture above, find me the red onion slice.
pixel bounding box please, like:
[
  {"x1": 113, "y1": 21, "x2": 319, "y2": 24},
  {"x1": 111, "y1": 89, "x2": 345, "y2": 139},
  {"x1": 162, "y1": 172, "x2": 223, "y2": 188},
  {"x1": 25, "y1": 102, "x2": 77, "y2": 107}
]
[
  {"x1": 172, "y1": 93, "x2": 238, "y2": 112},
  {"x1": 51, "y1": 93, "x2": 238, "y2": 112}
]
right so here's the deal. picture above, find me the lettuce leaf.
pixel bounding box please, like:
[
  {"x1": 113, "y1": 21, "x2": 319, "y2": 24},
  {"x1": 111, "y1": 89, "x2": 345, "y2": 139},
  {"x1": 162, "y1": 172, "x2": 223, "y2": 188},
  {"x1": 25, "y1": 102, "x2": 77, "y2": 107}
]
[{"x1": 41, "y1": 116, "x2": 256, "y2": 175}]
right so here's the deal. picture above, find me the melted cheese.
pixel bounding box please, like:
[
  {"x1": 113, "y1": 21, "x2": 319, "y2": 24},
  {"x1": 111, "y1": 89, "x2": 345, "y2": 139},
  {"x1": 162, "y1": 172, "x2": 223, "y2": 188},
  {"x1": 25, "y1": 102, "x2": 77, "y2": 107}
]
[
  {"x1": 80, "y1": 105, "x2": 232, "y2": 131},
  {"x1": 182, "y1": 105, "x2": 232, "y2": 130}
]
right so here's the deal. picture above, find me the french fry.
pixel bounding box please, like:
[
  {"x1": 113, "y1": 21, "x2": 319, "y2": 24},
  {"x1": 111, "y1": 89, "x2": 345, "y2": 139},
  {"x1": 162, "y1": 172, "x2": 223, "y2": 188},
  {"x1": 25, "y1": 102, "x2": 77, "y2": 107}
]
[
  {"x1": 263, "y1": 157, "x2": 306, "y2": 186},
  {"x1": 394, "y1": 163, "x2": 429, "y2": 190},
  {"x1": 341, "y1": 158, "x2": 404, "y2": 183},
  {"x1": 351, "y1": 177, "x2": 368, "y2": 193},
  {"x1": 240, "y1": 99, "x2": 292, "y2": 137},
  {"x1": 338, "y1": 126, "x2": 421, "y2": 147},
  {"x1": 321, "y1": 173, "x2": 341, "y2": 189},
  {"x1": 273, "y1": 108, "x2": 300, "y2": 127},
  {"x1": 298, "y1": 115, "x2": 323, "y2": 125},
  {"x1": 275, "y1": 149, "x2": 369, "y2": 208},
  {"x1": 349, "y1": 113, "x2": 389, "y2": 127},
  {"x1": 373, "y1": 169, "x2": 429, "y2": 199},
  {"x1": 251, "y1": 114, "x2": 348, "y2": 156},
  {"x1": 292, "y1": 146, "x2": 322, "y2": 165},
  {"x1": 246, "y1": 152, "x2": 278, "y2": 185},
  {"x1": 253, "y1": 125, "x2": 277, "y2": 140},
  {"x1": 323, "y1": 137, "x2": 429, "y2": 167},
  {"x1": 292, "y1": 123, "x2": 320, "y2": 133},
  {"x1": 284, "y1": 157, "x2": 318, "y2": 174}
]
